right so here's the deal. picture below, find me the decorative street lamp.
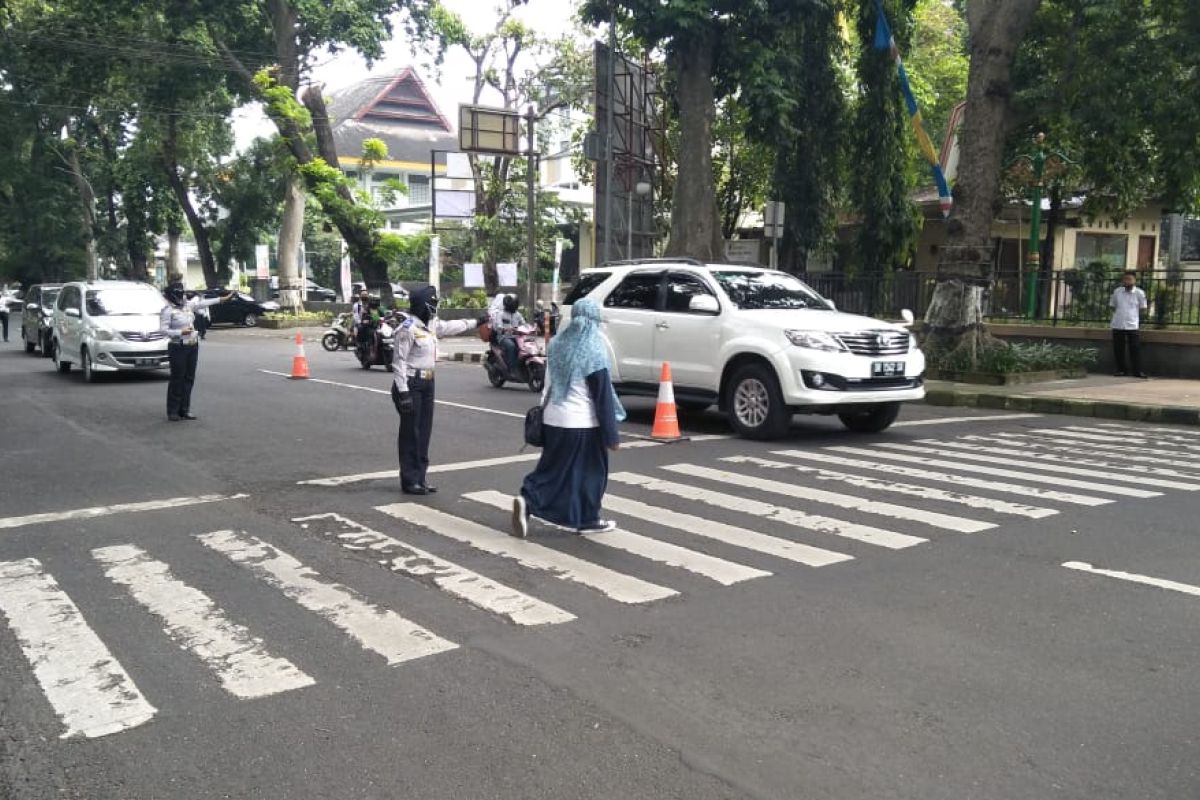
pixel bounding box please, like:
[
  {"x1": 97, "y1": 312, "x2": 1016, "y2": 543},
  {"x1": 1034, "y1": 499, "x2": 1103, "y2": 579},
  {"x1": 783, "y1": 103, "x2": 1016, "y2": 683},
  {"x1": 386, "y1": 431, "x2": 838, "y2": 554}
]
[{"x1": 1006, "y1": 133, "x2": 1072, "y2": 318}]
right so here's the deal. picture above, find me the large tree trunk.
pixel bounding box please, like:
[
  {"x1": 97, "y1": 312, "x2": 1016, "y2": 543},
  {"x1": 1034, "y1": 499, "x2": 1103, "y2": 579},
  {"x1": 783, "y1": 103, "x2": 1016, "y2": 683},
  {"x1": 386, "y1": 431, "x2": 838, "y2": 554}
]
[
  {"x1": 65, "y1": 145, "x2": 99, "y2": 281},
  {"x1": 923, "y1": 0, "x2": 1042, "y2": 365},
  {"x1": 167, "y1": 221, "x2": 184, "y2": 281},
  {"x1": 277, "y1": 175, "x2": 306, "y2": 312},
  {"x1": 664, "y1": 35, "x2": 725, "y2": 263},
  {"x1": 162, "y1": 118, "x2": 221, "y2": 288}
]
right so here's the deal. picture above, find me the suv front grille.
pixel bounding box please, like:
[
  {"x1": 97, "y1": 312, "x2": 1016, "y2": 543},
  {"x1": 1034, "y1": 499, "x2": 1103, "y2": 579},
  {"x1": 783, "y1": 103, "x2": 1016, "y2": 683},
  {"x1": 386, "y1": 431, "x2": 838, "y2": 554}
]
[
  {"x1": 836, "y1": 330, "x2": 909, "y2": 356},
  {"x1": 119, "y1": 331, "x2": 167, "y2": 342}
]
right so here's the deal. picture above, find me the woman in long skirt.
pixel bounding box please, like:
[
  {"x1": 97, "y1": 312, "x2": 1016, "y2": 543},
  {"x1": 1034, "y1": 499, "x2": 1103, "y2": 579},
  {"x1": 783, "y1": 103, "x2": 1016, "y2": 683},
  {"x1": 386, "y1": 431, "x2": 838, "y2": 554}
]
[{"x1": 511, "y1": 297, "x2": 625, "y2": 537}]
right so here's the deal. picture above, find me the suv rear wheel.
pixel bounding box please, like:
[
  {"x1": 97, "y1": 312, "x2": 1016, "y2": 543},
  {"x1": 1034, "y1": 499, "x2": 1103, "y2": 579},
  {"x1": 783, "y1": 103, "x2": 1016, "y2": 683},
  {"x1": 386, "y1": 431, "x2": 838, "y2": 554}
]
[
  {"x1": 725, "y1": 363, "x2": 790, "y2": 440},
  {"x1": 838, "y1": 401, "x2": 901, "y2": 433}
]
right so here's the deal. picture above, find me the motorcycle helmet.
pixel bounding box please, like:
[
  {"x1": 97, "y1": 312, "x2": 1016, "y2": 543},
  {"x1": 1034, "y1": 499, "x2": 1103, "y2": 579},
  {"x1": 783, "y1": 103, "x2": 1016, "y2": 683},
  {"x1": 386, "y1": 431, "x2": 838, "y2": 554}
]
[
  {"x1": 503, "y1": 294, "x2": 519, "y2": 315},
  {"x1": 164, "y1": 282, "x2": 186, "y2": 306},
  {"x1": 409, "y1": 286, "x2": 439, "y2": 324}
]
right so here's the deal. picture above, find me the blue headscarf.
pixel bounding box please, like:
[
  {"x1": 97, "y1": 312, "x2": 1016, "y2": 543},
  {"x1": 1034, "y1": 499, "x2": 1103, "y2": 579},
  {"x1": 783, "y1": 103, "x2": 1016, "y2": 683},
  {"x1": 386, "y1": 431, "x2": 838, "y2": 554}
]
[{"x1": 548, "y1": 298, "x2": 626, "y2": 421}]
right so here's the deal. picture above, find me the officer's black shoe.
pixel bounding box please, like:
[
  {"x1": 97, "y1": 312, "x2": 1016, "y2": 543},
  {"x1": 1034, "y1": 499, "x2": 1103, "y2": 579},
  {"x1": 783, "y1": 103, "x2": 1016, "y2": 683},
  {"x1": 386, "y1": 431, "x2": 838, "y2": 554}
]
[
  {"x1": 180, "y1": 413, "x2": 198, "y2": 420},
  {"x1": 422, "y1": 485, "x2": 438, "y2": 494},
  {"x1": 401, "y1": 484, "x2": 428, "y2": 496},
  {"x1": 168, "y1": 414, "x2": 182, "y2": 422}
]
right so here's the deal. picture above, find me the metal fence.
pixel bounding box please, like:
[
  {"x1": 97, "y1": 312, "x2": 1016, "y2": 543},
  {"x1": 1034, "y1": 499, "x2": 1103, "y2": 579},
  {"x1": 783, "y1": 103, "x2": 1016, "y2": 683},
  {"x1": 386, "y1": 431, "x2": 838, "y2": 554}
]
[{"x1": 799, "y1": 271, "x2": 1200, "y2": 328}]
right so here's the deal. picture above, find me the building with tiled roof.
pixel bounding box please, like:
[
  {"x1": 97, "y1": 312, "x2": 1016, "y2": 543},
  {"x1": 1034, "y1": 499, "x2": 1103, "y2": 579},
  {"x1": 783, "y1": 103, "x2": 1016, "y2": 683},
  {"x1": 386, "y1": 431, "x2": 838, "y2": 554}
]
[{"x1": 328, "y1": 68, "x2": 458, "y2": 231}]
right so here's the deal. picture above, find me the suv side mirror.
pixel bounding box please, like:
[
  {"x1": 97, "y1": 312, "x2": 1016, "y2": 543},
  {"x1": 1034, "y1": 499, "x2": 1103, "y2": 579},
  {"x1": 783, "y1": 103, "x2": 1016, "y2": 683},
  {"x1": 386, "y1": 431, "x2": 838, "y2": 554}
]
[
  {"x1": 900, "y1": 308, "x2": 915, "y2": 326},
  {"x1": 65, "y1": 308, "x2": 80, "y2": 318},
  {"x1": 688, "y1": 294, "x2": 720, "y2": 314},
  {"x1": 26, "y1": 302, "x2": 37, "y2": 310}
]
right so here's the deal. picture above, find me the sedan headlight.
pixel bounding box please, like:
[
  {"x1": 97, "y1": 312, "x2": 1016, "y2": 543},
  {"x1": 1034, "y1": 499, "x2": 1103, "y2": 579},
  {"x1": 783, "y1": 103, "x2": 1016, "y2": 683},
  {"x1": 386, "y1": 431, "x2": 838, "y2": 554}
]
[{"x1": 784, "y1": 330, "x2": 845, "y2": 352}]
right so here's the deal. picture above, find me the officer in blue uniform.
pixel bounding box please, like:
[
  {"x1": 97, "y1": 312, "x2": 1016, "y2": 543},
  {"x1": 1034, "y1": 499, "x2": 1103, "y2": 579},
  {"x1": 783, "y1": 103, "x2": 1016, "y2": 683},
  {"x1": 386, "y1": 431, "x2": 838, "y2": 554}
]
[{"x1": 391, "y1": 286, "x2": 486, "y2": 495}]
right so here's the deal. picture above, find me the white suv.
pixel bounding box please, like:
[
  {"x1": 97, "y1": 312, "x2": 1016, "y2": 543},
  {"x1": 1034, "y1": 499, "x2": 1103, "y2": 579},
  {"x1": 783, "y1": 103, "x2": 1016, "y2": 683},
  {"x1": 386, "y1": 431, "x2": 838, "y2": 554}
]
[
  {"x1": 51, "y1": 281, "x2": 171, "y2": 382},
  {"x1": 564, "y1": 260, "x2": 926, "y2": 439}
]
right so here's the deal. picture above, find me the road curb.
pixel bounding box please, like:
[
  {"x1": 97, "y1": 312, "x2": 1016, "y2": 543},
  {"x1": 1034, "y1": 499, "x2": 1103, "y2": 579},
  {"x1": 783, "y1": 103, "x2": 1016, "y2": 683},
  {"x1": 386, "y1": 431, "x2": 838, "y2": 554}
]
[
  {"x1": 924, "y1": 388, "x2": 1200, "y2": 426},
  {"x1": 446, "y1": 352, "x2": 484, "y2": 364}
]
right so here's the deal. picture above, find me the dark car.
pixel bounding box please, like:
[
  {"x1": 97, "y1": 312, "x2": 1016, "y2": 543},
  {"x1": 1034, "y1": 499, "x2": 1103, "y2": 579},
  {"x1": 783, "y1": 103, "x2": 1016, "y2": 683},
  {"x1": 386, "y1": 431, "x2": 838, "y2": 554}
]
[
  {"x1": 269, "y1": 277, "x2": 337, "y2": 302},
  {"x1": 20, "y1": 283, "x2": 62, "y2": 356},
  {"x1": 200, "y1": 289, "x2": 280, "y2": 327}
]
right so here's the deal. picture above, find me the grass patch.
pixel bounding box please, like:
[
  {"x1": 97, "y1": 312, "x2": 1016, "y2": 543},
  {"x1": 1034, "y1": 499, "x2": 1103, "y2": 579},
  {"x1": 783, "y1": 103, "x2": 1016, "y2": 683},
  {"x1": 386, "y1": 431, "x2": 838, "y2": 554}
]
[{"x1": 934, "y1": 340, "x2": 1098, "y2": 375}]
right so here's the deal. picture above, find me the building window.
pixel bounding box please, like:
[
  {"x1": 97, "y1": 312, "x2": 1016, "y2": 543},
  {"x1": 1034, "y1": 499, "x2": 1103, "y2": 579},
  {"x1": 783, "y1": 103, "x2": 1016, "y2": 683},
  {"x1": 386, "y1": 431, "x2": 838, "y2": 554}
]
[
  {"x1": 408, "y1": 174, "x2": 430, "y2": 205},
  {"x1": 1074, "y1": 233, "x2": 1127, "y2": 269}
]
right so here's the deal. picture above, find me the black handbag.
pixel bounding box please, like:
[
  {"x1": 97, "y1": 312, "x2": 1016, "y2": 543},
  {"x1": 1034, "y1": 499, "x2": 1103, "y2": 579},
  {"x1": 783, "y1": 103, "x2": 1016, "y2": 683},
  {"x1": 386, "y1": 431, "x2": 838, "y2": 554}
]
[{"x1": 524, "y1": 390, "x2": 550, "y2": 448}]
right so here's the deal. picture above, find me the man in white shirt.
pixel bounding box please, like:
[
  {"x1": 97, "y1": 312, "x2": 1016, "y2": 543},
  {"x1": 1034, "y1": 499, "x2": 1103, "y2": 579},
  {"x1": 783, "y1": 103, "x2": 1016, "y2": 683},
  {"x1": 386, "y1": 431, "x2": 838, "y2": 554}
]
[{"x1": 1109, "y1": 270, "x2": 1148, "y2": 378}]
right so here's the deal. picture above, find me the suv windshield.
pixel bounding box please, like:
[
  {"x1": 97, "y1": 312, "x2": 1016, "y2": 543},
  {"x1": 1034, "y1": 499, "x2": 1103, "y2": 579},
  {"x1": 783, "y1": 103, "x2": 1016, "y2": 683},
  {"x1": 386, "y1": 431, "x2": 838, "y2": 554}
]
[
  {"x1": 712, "y1": 271, "x2": 830, "y2": 310},
  {"x1": 85, "y1": 288, "x2": 164, "y2": 316}
]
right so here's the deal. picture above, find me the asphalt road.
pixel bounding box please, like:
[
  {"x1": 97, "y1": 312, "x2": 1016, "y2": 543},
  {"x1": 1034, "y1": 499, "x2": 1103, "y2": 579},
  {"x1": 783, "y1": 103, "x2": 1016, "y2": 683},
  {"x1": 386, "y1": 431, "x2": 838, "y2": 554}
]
[{"x1": 1, "y1": 327, "x2": 1198, "y2": 800}]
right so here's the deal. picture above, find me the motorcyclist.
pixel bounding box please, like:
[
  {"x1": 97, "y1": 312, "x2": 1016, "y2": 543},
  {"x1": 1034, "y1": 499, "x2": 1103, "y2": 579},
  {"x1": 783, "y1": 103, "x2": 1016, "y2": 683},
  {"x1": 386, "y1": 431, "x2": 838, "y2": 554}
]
[
  {"x1": 491, "y1": 294, "x2": 526, "y2": 376},
  {"x1": 352, "y1": 290, "x2": 372, "y2": 350}
]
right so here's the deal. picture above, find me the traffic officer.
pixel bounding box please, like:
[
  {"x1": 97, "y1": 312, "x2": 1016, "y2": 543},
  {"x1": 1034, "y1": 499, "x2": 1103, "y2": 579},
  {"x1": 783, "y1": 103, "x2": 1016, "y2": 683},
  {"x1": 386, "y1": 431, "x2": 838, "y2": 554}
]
[
  {"x1": 391, "y1": 286, "x2": 487, "y2": 495},
  {"x1": 160, "y1": 282, "x2": 234, "y2": 421}
]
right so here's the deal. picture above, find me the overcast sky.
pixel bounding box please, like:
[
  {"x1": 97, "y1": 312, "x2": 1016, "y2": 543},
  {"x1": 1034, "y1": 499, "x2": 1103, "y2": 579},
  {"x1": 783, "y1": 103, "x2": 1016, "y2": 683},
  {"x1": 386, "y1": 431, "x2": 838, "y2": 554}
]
[{"x1": 233, "y1": 0, "x2": 584, "y2": 151}]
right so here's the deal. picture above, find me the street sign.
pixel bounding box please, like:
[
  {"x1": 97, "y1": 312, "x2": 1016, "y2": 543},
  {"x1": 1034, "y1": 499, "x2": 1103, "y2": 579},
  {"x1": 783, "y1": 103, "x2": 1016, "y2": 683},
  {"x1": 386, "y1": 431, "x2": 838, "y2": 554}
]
[
  {"x1": 458, "y1": 105, "x2": 522, "y2": 156},
  {"x1": 764, "y1": 201, "x2": 786, "y2": 239}
]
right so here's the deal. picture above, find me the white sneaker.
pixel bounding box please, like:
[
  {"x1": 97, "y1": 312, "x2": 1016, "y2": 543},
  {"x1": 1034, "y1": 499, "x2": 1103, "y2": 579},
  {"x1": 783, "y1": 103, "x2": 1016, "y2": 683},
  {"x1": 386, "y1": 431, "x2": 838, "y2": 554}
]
[
  {"x1": 577, "y1": 520, "x2": 617, "y2": 534},
  {"x1": 510, "y1": 496, "x2": 528, "y2": 538}
]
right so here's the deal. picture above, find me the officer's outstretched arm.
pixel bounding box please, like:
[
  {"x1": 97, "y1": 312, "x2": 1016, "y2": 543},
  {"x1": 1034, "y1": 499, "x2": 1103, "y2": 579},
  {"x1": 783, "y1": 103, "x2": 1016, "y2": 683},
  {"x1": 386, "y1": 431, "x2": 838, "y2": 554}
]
[{"x1": 435, "y1": 317, "x2": 479, "y2": 338}]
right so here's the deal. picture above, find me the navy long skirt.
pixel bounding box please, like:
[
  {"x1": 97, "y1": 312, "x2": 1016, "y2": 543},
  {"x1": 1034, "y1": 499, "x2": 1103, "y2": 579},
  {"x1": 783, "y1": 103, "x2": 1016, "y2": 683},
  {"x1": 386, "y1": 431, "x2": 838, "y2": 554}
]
[{"x1": 521, "y1": 425, "x2": 609, "y2": 529}]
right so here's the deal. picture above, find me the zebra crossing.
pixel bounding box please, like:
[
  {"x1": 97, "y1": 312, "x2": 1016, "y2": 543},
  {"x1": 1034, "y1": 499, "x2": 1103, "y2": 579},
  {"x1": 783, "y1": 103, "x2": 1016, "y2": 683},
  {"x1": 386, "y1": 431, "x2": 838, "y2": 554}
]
[{"x1": 3, "y1": 422, "x2": 1199, "y2": 741}]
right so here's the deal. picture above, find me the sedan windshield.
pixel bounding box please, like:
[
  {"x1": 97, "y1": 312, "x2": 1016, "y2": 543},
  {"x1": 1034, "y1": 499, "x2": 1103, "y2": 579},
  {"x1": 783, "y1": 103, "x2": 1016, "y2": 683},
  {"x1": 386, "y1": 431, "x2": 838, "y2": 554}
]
[
  {"x1": 85, "y1": 288, "x2": 164, "y2": 316},
  {"x1": 41, "y1": 289, "x2": 60, "y2": 306},
  {"x1": 711, "y1": 271, "x2": 830, "y2": 310}
]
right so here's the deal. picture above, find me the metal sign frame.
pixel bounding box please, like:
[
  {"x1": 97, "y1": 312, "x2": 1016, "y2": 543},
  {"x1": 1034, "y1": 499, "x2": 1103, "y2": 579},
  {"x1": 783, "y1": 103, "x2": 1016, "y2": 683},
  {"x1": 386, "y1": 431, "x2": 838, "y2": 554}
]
[{"x1": 458, "y1": 105, "x2": 522, "y2": 156}]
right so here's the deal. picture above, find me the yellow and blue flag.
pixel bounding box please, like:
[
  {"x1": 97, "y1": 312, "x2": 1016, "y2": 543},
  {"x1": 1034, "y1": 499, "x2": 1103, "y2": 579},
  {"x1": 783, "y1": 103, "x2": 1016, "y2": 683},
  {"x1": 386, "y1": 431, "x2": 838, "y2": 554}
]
[{"x1": 874, "y1": 0, "x2": 953, "y2": 217}]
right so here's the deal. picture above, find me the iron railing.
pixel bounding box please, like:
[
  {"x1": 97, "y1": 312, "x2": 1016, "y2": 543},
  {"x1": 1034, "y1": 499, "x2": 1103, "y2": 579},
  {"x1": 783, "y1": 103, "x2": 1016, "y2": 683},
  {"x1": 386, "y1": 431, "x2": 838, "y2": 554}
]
[{"x1": 798, "y1": 271, "x2": 1200, "y2": 328}]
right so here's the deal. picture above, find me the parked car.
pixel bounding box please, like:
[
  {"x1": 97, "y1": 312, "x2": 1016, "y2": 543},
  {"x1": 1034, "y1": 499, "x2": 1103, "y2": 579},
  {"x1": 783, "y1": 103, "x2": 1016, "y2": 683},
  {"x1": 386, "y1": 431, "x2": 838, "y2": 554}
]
[
  {"x1": 351, "y1": 282, "x2": 410, "y2": 302},
  {"x1": 200, "y1": 289, "x2": 279, "y2": 327},
  {"x1": 50, "y1": 281, "x2": 171, "y2": 382},
  {"x1": 269, "y1": 277, "x2": 337, "y2": 302},
  {"x1": 20, "y1": 283, "x2": 61, "y2": 356},
  {"x1": 562, "y1": 259, "x2": 926, "y2": 439}
]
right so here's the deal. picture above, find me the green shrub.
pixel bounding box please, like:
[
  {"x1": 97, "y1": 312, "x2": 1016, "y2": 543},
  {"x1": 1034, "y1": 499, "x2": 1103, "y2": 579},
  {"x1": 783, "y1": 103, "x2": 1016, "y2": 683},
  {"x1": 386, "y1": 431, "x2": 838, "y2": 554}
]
[
  {"x1": 441, "y1": 289, "x2": 490, "y2": 310},
  {"x1": 936, "y1": 340, "x2": 1097, "y2": 374},
  {"x1": 264, "y1": 310, "x2": 333, "y2": 325}
]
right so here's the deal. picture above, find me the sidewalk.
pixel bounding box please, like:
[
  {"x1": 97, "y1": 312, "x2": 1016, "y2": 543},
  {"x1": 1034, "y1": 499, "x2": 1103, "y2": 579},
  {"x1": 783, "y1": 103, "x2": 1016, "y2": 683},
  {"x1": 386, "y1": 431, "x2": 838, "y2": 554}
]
[{"x1": 925, "y1": 374, "x2": 1200, "y2": 426}]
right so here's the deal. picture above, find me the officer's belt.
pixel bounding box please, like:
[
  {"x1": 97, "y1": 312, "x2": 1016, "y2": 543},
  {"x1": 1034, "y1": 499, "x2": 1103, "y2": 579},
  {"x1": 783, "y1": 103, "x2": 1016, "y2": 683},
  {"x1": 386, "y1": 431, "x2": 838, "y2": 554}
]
[{"x1": 406, "y1": 368, "x2": 434, "y2": 380}]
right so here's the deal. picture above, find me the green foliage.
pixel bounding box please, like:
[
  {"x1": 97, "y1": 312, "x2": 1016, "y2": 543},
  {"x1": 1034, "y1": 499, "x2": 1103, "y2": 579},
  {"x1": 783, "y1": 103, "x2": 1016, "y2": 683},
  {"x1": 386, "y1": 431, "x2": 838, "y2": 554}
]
[
  {"x1": 1061, "y1": 261, "x2": 1119, "y2": 323},
  {"x1": 440, "y1": 289, "x2": 490, "y2": 310},
  {"x1": 936, "y1": 340, "x2": 1099, "y2": 374},
  {"x1": 263, "y1": 310, "x2": 334, "y2": 324},
  {"x1": 851, "y1": 0, "x2": 920, "y2": 276}
]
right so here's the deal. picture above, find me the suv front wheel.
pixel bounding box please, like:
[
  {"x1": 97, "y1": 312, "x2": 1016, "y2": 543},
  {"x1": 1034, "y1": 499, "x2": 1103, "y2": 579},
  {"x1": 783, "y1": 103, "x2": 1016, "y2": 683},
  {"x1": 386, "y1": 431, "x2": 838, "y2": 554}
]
[
  {"x1": 52, "y1": 340, "x2": 71, "y2": 373},
  {"x1": 725, "y1": 363, "x2": 791, "y2": 440},
  {"x1": 838, "y1": 401, "x2": 901, "y2": 433}
]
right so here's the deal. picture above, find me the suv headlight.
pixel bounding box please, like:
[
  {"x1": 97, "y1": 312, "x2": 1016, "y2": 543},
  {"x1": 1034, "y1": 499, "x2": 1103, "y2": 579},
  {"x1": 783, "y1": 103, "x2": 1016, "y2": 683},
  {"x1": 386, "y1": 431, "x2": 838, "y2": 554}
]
[
  {"x1": 784, "y1": 330, "x2": 845, "y2": 352},
  {"x1": 93, "y1": 329, "x2": 116, "y2": 341}
]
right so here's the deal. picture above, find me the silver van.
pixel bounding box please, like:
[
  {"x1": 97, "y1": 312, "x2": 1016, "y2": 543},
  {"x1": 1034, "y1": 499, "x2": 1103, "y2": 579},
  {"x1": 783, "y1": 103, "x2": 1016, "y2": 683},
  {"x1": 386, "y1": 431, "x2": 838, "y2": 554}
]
[{"x1": 51, "y1": 281, "x2": 170, "y2": 382}]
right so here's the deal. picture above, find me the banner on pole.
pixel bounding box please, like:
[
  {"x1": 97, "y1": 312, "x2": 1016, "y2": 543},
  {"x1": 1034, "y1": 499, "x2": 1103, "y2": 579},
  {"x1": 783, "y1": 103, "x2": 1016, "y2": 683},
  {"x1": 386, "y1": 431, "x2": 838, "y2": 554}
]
[{"x1": 255, "y1": 244, "x2": 269, "y2": 279}]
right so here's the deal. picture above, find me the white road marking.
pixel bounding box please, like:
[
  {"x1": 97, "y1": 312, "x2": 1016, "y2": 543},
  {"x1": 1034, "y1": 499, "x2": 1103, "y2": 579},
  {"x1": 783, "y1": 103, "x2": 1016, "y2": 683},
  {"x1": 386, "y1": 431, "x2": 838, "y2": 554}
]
[
  {"x1": 196, "y1": 530, "x2": 457, "y2": 664},
  {"x1": 892, "y1": 413, "x2": 1042, "y2": 427},
  {"x1": 665, "y1": 463, "x2": 993, "y2": 533},
  {"x1": 908, "y1": 439, "x2": 1200, "y2": 491},
  {"x1": 981, "y1": 433, "x2": 1200, "y2": 473},
  {"x1": 1058, "y1": 426, "x2": 1200, "y2": 453},
  {"x1": 772, "y1": 449, "x2": 1110, "y2": 506},
  {"x1": 0, "y1": 493, "x2": 250, "y2": 532},
  {"x1": 465, "y1": 491, "x2": 770, "y2": 586},
  {"x1": 603, "y1": 494, "x2": 852, "y2": 567},
  {"x1": 1062, "y1": 561, "x2": 1200, "y2": 598},
  {"x1": 374, "y1": 504, "x2": 678, "y2": 604},
  {"x1": 610, "y1": 472, "x2": 925, "y2": 549},
  {"x1": 258, "y1": 369, "x2": 526, "y2": 418},
  {"x1": 92, "y1": 544, "x2": 314, "y2": 698},
  {"x1": 1013, "y1": 431, "x2": 1200, "y2": 468},
  {"x1": 0, "y1": 559, "x2": 156, "y2": 739},
  {"x1": 293, "y1": 513, "x2": 574, "y2": 626},
  {"x1": 826, "y1": 446, "x2": 1161, "y2": 499},
  {"x1": 1092, "y1": 422, "x2": 1200, "y2": 439},
  {"x1": 298, "y1": 440, "x2": 663, "y2": 487},
  {"x1": 723, "y1": 455, "x2": 1056, "y2": 519}
]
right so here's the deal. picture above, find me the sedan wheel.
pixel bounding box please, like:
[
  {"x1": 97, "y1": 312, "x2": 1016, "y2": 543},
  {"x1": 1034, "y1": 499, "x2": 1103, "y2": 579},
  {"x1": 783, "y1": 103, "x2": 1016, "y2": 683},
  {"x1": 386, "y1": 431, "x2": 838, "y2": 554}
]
[{"x1": 243, "y1": 312, "x2": 258, "y2": 327}]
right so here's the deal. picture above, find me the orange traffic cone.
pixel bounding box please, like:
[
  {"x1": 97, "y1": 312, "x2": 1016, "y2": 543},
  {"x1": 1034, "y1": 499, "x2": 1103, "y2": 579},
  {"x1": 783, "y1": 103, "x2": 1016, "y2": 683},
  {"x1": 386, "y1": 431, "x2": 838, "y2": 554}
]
[
  {"x1": 290, "y1": 332, "x2": 310, "y2": 379},
  {"x1": 650, "y1": 362, "x2": 684, "y2": 441}
]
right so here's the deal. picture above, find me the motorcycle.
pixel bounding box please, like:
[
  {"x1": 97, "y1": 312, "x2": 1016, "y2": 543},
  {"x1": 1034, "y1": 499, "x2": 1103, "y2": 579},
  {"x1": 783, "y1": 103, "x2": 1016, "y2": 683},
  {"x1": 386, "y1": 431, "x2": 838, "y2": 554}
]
[
  {"x1": 321, "y1": 311, "x2": 355, "y2": 352},
  {"x1": 355, "y1": 311, "x2": 400, "y2": 370},
  {"x1": 484, "y1": 323, "x2": 546, "y2": 392}
]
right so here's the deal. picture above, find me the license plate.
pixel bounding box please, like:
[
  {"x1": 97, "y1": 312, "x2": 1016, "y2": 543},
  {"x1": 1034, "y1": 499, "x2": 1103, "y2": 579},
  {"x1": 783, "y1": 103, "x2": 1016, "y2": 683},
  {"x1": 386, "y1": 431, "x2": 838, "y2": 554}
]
[
  {"x1": 137, "y1": 358, "x2": 156, "y2": 366},
  {"x1": 872, "y1": 361, "x2": 904, "y2": 377}
]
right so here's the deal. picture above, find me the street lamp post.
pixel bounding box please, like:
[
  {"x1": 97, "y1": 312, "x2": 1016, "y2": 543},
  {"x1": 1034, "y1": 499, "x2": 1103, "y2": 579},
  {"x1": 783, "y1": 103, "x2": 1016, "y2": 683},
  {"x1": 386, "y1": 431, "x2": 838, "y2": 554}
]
[
  {"x1": 1007, "y1": 133, "x2": 1071, "y2": 319},
  {"x1": 627, "y1": 177, "x2": 651, "y2": 258}
]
